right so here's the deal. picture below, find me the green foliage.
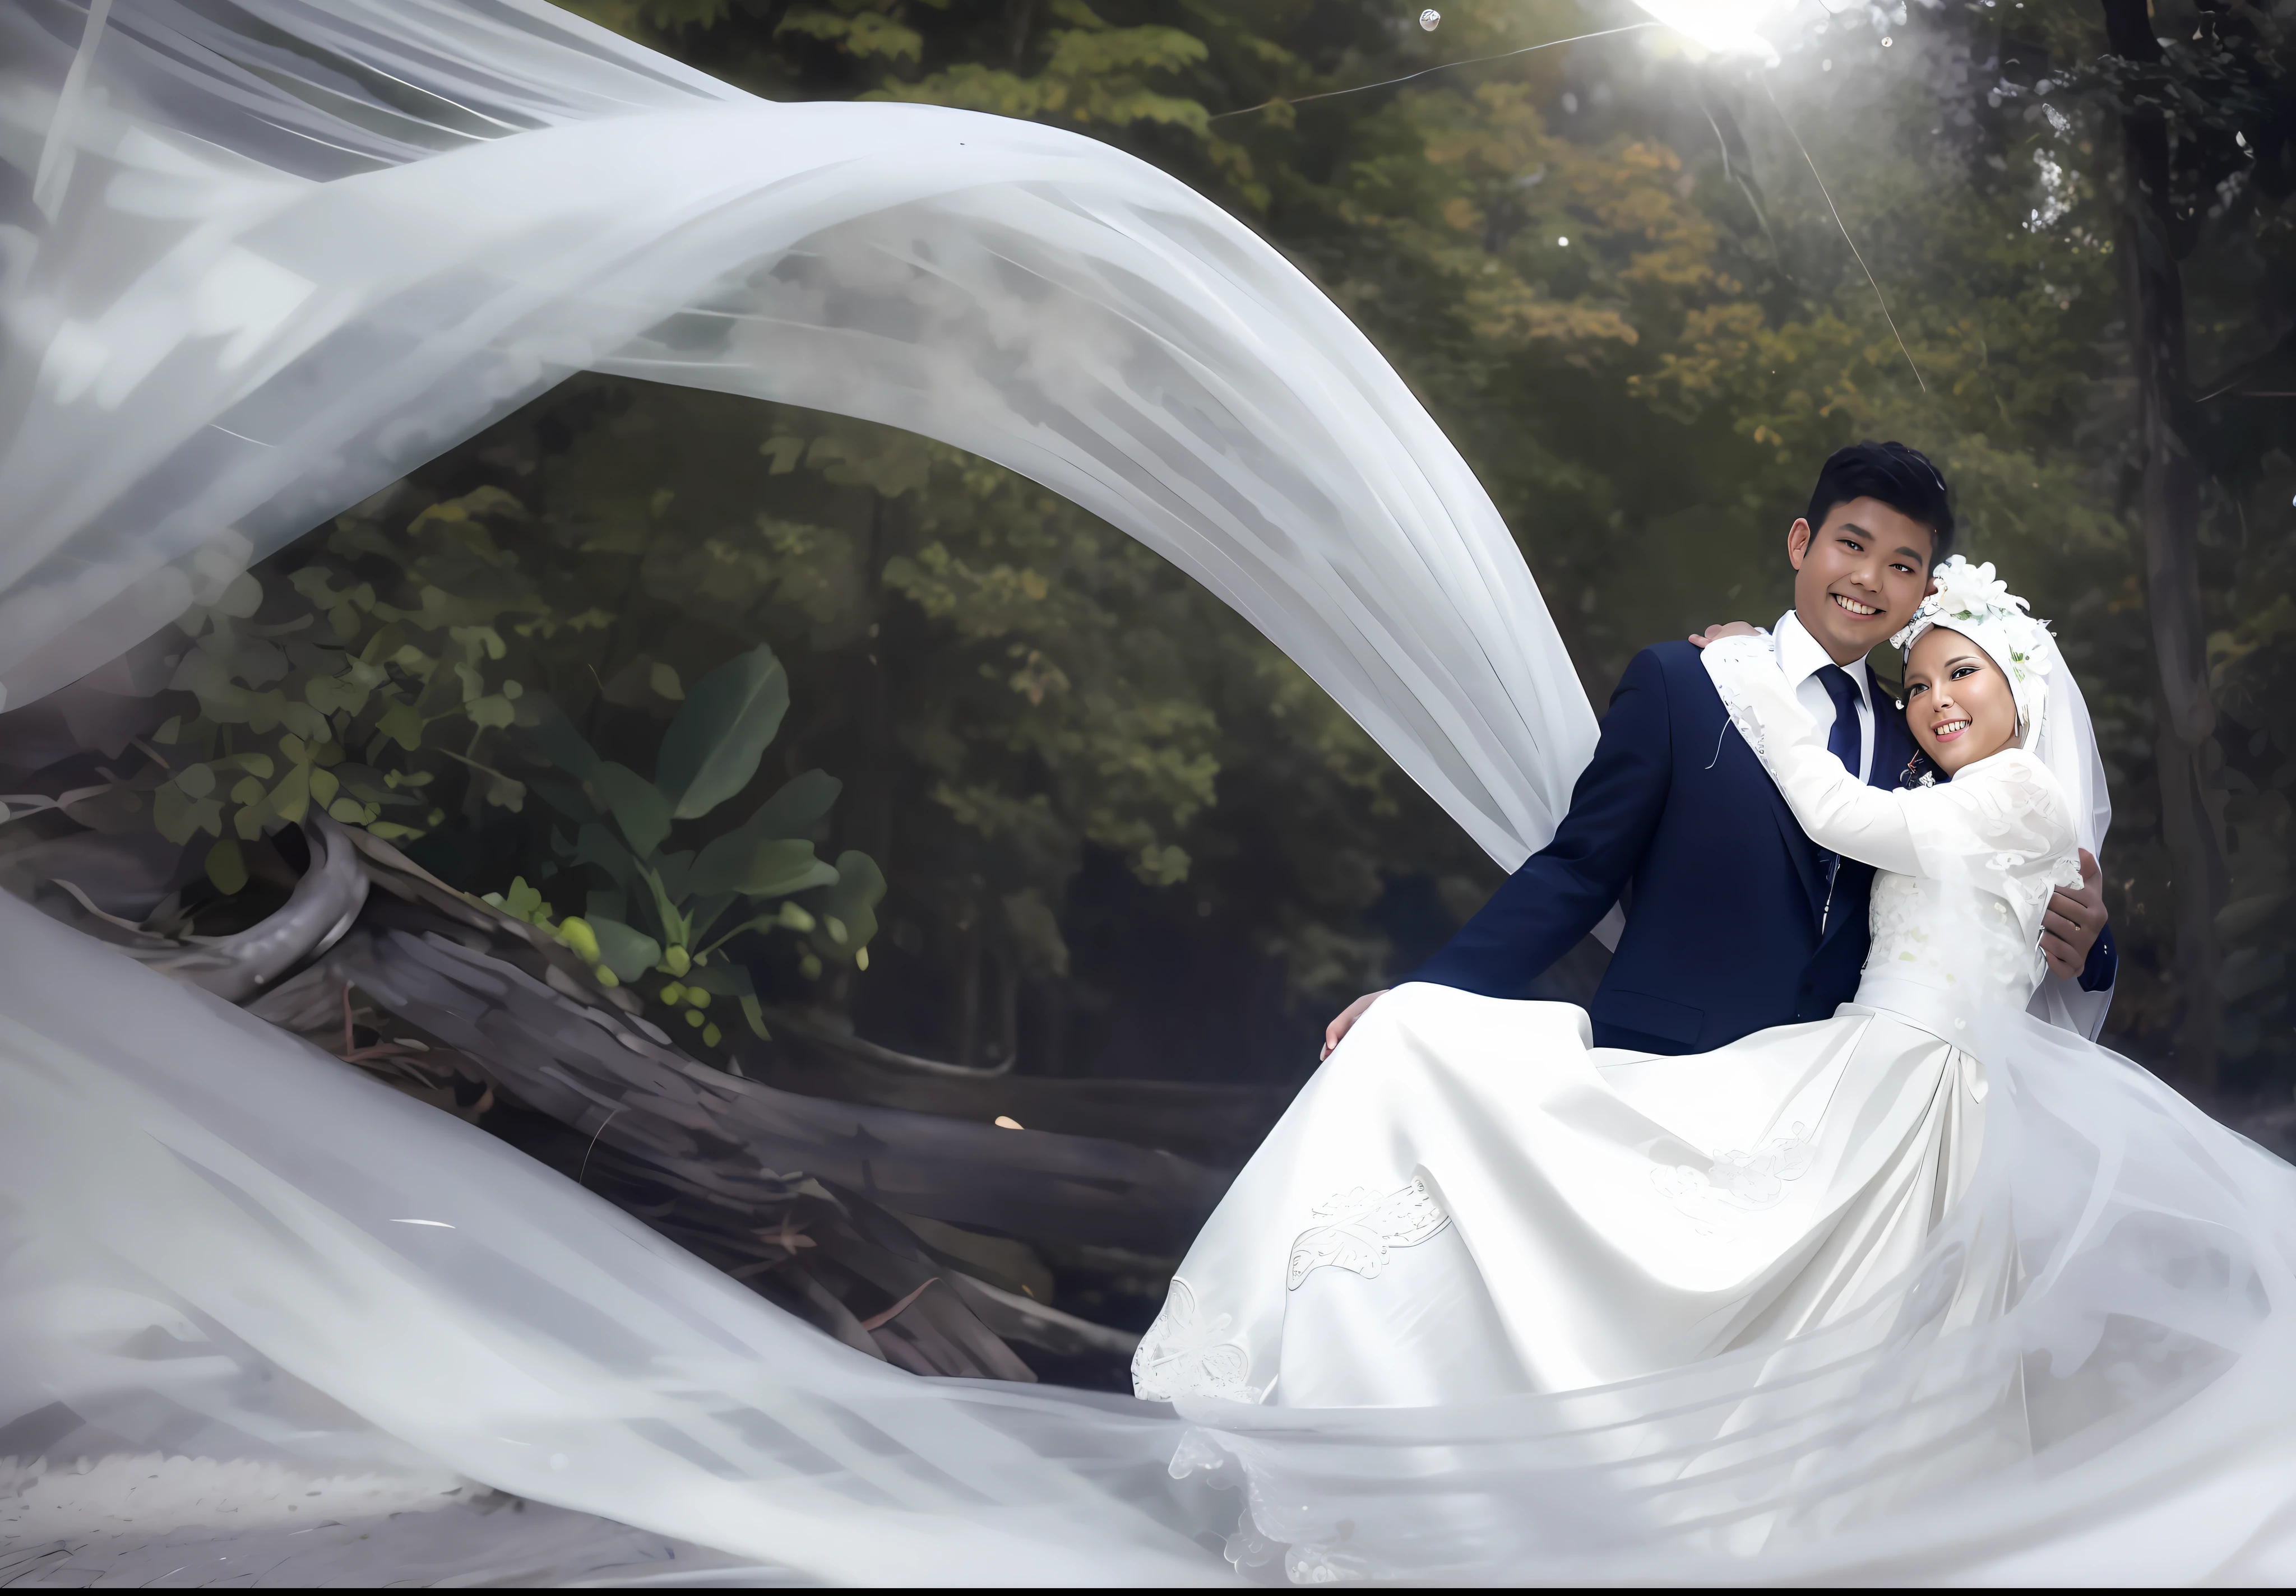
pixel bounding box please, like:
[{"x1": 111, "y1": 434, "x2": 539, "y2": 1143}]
[
  {"x1": 776, "y1": 4, "x2": 924, "y2": 66},
  {"x1": 656, "y1": 646, "x2": 791, "y2": 819},
  {"x1": 144, "y1": 485, "x2": 588, "y2": 862},
  {"x1": 521, "y1": 641, "x2": 883, "y2": 1032},
  {"x1": 868, "y1": 1, "x2": 1211, "y2": 138}
]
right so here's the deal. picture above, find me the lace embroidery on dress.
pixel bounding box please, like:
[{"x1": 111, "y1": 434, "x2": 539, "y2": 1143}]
[
  {"x1": 1700, "y1": 635, "x2": 1777, "y2": 764},
  {"x1": 1132, "y1": 1278, "x2": 1261, "y2": 1401},
  {"x1": 1284, "y1": 1175, "x2": 1451, "y2": 1289},
  {"x1": 1651, "y1": 1121, "x2": 1816, "y2": 1237}
]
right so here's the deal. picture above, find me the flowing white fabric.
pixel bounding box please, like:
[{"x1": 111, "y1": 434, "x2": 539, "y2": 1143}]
[
  {"x1": 0, "y1": 887, "x2": 1224, "y2": 1586},
  {"x1": 0, "y1": 0, "x2": 1591, "y2": 875},
  {"x1": 2026, "y1": 655, "x2": 2116, "y2": 1037}
]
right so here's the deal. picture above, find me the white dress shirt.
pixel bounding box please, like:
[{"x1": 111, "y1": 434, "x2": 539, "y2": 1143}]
[{"x1": 1773, "y1": 610, "x2": 1874, "y2": 783}]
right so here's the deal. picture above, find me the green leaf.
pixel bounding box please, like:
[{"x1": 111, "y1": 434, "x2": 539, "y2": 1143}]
[
  {"x1": 522, "y1": 699, "x2": 605, "y2": 785},
  {"x1": 205, "y1": 838, "x2": 248, "y2": 897},
  {"x1": 280, "y1": 702, "x2": 329, "y2": 741},
  {"x1": 584, "y1": 915, "x2": 661, "y2": 983},
  {"x1": 376, "y1": 700, "x2": 425, "y2": 753},
  {"x1": 503, "y1": 876, "x2": 548, "y2": 922},
  {"x1": 810, "y1": 851, "x2": 887, "y2": 957},
  {"x1": 739, "y1": 992, "x2": 771, "y2": 1041},
  {"x1": 573, "y1": 822, "x2": 643, "y2": 895},
  {"x1": 684, "y1": 961, "x2": 755, "y2": 999},
  {"x1": 466, "y1": 694, "x2": 516, "y2": 730},
  {"x1": 654, "y1": 848, "x2": 695, "y2": 905},
  {"x1": 588, "y1": 762, "x2": 672, "y2": 857},
  {"x1": 655, "y1": 645, "x2": 789, "y2": 820},
  {"x1": 683, "y1": 890, "x2": 740, "y2": 947},
  {"x1": 532, "y1": 777, "x2": 601, "y2": 827},
  {"x1": 750, "y1": 769, "x2": 843, "y2": 838},
  {"x1": 268, "y1": 763, "x2": 312, "y2": 825},
  {"x1": 689, "y1": 834, "x2": 839, "y2": 900}
]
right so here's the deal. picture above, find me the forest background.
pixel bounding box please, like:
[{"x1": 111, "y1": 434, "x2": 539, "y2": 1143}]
[{"x1": 257, "y1": 0, "x2": 2296, "y2": 1126}]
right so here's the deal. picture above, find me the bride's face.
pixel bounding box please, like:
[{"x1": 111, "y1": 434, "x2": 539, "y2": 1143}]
[{"x1": 1904, "y1": 627, "x2": 2019, "y2": 774}]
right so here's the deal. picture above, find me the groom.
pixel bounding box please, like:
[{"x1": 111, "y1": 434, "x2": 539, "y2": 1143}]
[{"x1": 1326, "y1": 440, "x2": 2116, "y2": 1059}]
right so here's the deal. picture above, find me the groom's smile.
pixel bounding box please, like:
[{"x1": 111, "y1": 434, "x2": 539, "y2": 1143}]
[{"x1": 1787, "y1": 494, "x2": 1939, "y2": 666}]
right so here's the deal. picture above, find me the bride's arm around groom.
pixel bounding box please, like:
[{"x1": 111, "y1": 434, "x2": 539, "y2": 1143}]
[{"x1": 1324, "y1": 442, "x2": 2113, "y2": 1063}]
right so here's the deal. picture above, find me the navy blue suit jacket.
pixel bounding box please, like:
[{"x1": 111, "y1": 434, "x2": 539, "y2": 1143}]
[{"x1": 1409, "y1": 642, "x2": 2116, "y2": 1054}]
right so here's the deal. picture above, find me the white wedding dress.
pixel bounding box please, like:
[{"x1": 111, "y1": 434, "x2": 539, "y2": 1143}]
[{"x1": 1134, "y1": 633, "x2": 2296, "y2": 1576}]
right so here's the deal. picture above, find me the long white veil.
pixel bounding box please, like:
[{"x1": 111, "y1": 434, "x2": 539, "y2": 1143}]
[
  {"x1": 0, "y1": 0, "x2": 1593, "y2": 874},
  {"x1": 6, "y1": 1, "x2": 2296, "y2": 1585}
]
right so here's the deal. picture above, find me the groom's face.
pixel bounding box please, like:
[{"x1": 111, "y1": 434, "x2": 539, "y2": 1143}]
[{"x1": 1786, "y1": 498, "x2": 1936, "y2": 665}]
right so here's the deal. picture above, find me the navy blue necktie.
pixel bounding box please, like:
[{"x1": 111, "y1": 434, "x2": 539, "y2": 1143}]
[
  {"x1": 1813, "y1": 664, "x2": 1862, "y2": 903},
  {"x1": 1816, "y1": 664, "x2": 1863, "y2": 777}
]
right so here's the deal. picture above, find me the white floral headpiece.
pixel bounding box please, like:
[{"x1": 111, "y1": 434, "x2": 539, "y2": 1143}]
[{"x1": 1890, "y1": 555, "x2": 2059, "y2": 733}]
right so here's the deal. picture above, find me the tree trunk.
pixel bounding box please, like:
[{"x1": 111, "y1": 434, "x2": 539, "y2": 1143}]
[
  {"x1": 2103, "y1": 0, "x2": 2229, "y2": 1092},
  {"x1": 953, "y1": 900, "x2": 983, "y2": 1068},
  {"x1": 994, "y1": 948, "x2": 1020, "y2": 1068},
  {"x1": 1005, "y1": 0, "x2": 1037, "y2": 69},
  {"x1": 852, "y1": 492, "x2": 897, "y2": 873}
]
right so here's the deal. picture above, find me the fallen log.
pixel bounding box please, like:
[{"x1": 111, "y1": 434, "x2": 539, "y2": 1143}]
[{"x1": 10, "y1": 814, "x2": 1233, "y2": 1385}]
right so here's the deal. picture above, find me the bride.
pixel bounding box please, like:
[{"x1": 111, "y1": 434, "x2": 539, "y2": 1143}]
[{"x1": 1137, "y1": 557, "x2": 2296, "y2": 1436}]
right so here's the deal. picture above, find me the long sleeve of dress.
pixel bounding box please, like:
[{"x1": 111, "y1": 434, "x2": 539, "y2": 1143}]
[{"x1": 1699, "y1": 634, "x2": 2078, "y2": 941}]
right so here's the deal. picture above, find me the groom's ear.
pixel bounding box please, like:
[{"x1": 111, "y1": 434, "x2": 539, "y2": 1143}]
[{"x1": 1786, "y1": 517, "x2": 1815, "y2": 571}]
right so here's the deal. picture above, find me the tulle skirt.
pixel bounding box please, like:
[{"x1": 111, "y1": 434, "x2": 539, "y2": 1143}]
[
  {"x1": 7, "y1": 896, "x2": 2296, "y2": 1584},
  {"x1": 1145, "y1": 981, "x2": 2296, "y2": 1581}
]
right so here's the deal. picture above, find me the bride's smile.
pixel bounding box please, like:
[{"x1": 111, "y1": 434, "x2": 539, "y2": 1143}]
[{"x1": 1904, "y1": 625, "x2": 2020, "y2": 773}]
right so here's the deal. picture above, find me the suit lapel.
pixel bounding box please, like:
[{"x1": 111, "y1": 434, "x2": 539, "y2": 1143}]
[
  {"x1": 1759, "y1": 743, "x2": 1827, "y2": 918},
  {"x1": 1687, "y1": 649, "x2": 1830, "y2": 923},
  {"x1": 1706, "y1": 689, "x2": 1825, "y2": 918}
]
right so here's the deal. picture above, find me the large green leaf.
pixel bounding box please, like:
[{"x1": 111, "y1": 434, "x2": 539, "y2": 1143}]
[
  {"x1": 588, "y1": 761, "x2": 672, "y2": 857},
  {"x1": 655, "y1": 645, "x2": 789, "y2": 820},
  {"x1": 749, "y1": 769, "x2": 842, "y2": 838},
  {"x1": 654, "y1": 849, "x2": 696, "y2": 904},
  {"x1": 687, "y1": 832, "x2": 839, "y2": 900},
  {"x1": 531, "y1": 777, "x2": 600, "y2": 827},
  {"x1": 682, "y1": 768, "x2": 842, "y2": 899},
  {"x1": 585, "y1": 915, "x2": 662, "y2": 984},
  {"x1": 521, "y1": 699, "x2": 605, "y2": 785}
]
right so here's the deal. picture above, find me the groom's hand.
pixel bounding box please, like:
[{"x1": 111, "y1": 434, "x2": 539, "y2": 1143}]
[
  {"x1": 2041, "y1": 849, "x2": 2107, "y2": 978},
  {"x1": 1687, "y1": 621, "x2": 1760, "y2": 648},
  {"x1": 1322, "y1": 990, "x2": 1389, "y2": 1061}
]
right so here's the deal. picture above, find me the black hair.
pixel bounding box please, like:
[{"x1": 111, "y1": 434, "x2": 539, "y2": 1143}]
[{"x1": 1804, "y1": 440, "x2": 1955, "y2": 568}]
